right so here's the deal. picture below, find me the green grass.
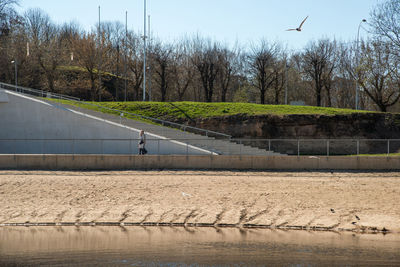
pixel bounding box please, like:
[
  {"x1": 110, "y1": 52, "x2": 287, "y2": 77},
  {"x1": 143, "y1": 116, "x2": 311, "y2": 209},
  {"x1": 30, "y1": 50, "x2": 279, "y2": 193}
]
[
  {"x1": 51, "y1": 100, "x2": 374, "y2": 121},
  {"x1": 354, "y1": 153, "x2": 400, "y2": 157},
  {"x1": 58, "y1": 65, "x2": 116, "y2": 77}
]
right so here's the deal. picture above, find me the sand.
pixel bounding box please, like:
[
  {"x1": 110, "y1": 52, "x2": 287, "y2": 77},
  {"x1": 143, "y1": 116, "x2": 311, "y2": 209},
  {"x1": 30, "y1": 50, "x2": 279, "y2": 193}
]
[{"x1": 0, "y1": 170, "x2": 399, "y2": 233}]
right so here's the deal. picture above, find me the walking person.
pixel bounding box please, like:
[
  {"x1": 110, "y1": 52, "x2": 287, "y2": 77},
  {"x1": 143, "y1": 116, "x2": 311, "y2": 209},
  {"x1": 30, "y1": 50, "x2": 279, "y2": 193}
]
[{"x1": 138, "y1": 130, "x2": 147, "y2": 155}]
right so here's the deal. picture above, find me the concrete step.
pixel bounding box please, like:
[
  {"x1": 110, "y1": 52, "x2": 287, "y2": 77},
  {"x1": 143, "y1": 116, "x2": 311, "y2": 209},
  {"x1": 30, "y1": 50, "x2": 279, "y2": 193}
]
[{"x1": 42, "y1": 99, "x2": 284, "y2": 156}]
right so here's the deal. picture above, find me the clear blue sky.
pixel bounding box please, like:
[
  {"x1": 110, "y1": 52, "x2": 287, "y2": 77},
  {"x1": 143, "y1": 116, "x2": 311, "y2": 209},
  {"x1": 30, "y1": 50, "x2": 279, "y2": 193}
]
[{"x1": 17, "y1": 0, "x2": 381, "y2": 51}]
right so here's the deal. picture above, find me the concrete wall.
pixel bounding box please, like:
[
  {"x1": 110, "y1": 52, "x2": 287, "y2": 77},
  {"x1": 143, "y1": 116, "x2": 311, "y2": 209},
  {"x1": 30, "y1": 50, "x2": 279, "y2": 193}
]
[
  {"x1": 0, "y1": 155, "x2": 399, "y2": 170},
  {"x1": 0, "y1": 90, "x2": 211, "y2": 155}
]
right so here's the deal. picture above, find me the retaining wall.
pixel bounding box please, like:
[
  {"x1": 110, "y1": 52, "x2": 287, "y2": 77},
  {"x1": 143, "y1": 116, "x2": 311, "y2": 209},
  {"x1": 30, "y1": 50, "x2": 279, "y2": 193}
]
[
  {"x1": 0, "y1": 155, "x2": 399, "y2": 170},
  {"x1": 0, "y1": 90, "x2": 210, "y2": 155}
]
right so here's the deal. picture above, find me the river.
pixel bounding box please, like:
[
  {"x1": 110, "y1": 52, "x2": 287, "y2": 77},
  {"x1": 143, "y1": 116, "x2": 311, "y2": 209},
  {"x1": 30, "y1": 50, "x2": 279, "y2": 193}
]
[{"x1": 1, "y1": 226, "x2": 399, "y2": 266}]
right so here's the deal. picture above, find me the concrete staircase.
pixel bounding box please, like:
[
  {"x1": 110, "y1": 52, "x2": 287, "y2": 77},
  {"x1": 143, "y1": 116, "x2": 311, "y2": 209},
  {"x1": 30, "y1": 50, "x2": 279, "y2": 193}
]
[{"x1": 44, "y1": 100, "x2": 282, "y2": 156}]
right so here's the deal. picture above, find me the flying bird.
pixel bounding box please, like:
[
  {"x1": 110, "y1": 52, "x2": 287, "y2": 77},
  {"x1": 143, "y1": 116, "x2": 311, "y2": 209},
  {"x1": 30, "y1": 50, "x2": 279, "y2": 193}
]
[
  {"x1": 287, "y1": 16, "x2": 309, "y2": 32},
  {"x1": 355, "y1": 215, "x2": 360, "y2": 221}
]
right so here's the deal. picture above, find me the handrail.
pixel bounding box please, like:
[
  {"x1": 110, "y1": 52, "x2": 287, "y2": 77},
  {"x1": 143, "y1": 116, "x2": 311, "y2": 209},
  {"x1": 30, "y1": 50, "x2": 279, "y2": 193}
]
[
  {"x1": 0, "y1": 82, "x2": 231, "y2": 139},
  {"x1": 1, "y1": 138, "x2": 399, "y2": 141},
  {"x1": 231, "y1": 138, "x2": 400, "y2": 141},
  {"x1": 73, "y1": 101, "x2": 232, "y2": 139},
  {"x1": 0, "y1": 138, "x2": 398, "y2": 156},
  {"x1": 0, "y1": 82, "x2": 80, "y2": 101}
]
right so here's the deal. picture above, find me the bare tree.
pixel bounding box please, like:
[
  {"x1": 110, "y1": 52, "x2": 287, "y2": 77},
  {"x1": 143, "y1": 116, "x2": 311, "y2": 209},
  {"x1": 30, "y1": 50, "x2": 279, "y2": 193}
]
[
  {"x1": 150, "y1": 41, "x2": 173, "y2": 102},
  {"x1": 354, "y1": 41, "x2": 400, "y2": 112},
  {"x1": 71, "y1": 33, "x2": 99, "y2": 100},
  {"x1": 171, "y1": 40, "x2": 195, "y2": 101},
  {"x1": 126, "y1": 31, "x2": 143, "y2": 100},
  {"x1": 192, "y1": 38, "x2": 220, "y2": 102},
  {"x1": 24, "y1": 9, "x2": 67, "y2": 92},
  {"x1": 217, "y1": 45, "x2": 241, "y2": 102},
  {"x1": 0, "y1": 0, "x2": 19, "y2": 36},
  {"x1": 101, "y1": 21, "x2": 125, "y2": 100},
  {"x1": 248, "y1": 40, "x2": 279, "y2": 104},
  {"x1": 271, "y1": 59, "x2": 286, "y2": 104},
  {"x1": 301, "y1": 39, "x2": 337, "y2": 106},
  {"x1": 370, "y1": 0, "x2": 400, "y2": 53}
]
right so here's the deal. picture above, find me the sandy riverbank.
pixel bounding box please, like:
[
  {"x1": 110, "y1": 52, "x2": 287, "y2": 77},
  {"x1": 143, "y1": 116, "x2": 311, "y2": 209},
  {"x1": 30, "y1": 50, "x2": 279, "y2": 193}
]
[{"x1": 0, "y1": 170, "x2": 399, "y2": 233}]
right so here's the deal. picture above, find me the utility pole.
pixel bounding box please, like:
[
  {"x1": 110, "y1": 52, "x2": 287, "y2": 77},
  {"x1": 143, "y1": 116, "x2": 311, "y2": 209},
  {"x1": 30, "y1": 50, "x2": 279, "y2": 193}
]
[
  {"x1": 116, "y1": 44, "x2": 120, "y2": 101},
  {"x1": 285, "y1": 61, "x2": 288, "y2": 105},
  {"x1": 124, "y1": 11, "x2": 128, "y2": 102},
  {"x1": 356, "y1": 19, "x2": 367, "y2": 110},
  {"x1": 11, "y1": 60, "x2": 17, "y2": 91},
  {"x1": 142, "y1": 0, "x2": 147, "y2": 101},
  {"x1": 98, "y1": 6, "x2": 102, "y2": 102},
  {"x1": 148, "y1": 14, "x2": 151, "y2": 101}
]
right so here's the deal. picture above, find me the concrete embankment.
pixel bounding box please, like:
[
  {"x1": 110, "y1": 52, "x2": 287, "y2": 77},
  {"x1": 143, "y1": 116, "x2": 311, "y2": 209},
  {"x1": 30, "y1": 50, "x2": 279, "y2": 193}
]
[
  {"x1": 0, "y1": 170, "x2": 399, "y2": 233},
  {"x1": 0, "y1": 155, "x2": 399, "y2": 170}
]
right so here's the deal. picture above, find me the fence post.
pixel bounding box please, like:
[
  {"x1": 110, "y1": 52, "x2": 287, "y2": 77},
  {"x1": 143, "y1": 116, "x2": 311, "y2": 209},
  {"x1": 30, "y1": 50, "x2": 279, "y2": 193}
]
[
  {"x1": 186, "y1": 142, "x2": 189, "y2": 156},
  {"x1": 268, "y1": 139, "x2": 271, "y2": 151},
  {"x1": 327, "y1": 140, "x2": 330, "y2": 157},
  {"x1": 72, "y1": 139, "x2": 75, "y2": 158},
  {"x1": 387, "y1": 140, "x2": 390, "y2": 157},
  {"x1": 297, "y1": 140, "x2": 300, "y2": 157},
  {"x1": 357, "y1": 140, "x2": 360, "y2": 156},
  {"x1": 239, "y1": 140, "x2": 242, "y2": 156},
  {"x1": 158, "y1": 139, "x2": 160, "y2": 155}
]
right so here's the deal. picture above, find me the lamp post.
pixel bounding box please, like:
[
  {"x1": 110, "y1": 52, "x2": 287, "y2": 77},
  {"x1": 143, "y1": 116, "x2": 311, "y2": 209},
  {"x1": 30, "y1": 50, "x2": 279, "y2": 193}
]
[
  {"x1": 355, "y1": 19, "x2": 367, "y2": 110},
  {"x1": 142, "y1": 0, "x2": 147, "y2": 101},
  {"x1": 148, "y1": 14, "x2": 151, "y2": 101},
  {"x1": 285, "y1": 61, "x2": 289, "y2": 105},
  {"x1": 124, "y1": 11, "x2": 128, "y2": 102},
  {"x1": 98, "y1": 5, "x2": 102, "y2": 102},
  {"x1": 11, "y1": 60, "x2": 17, "y2": 92}
]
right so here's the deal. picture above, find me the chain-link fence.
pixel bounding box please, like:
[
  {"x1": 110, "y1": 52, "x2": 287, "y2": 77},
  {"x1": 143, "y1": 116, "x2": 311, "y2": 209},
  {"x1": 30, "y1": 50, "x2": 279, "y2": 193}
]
[{"x1": 0, "y1": 138, "x2": 399, "y2": 156}]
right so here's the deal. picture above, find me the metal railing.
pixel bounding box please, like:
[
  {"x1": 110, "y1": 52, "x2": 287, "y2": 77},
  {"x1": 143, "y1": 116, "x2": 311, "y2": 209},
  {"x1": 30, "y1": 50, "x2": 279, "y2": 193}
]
[
  {"x1": 0, "y1": 82, "x2": 231, "y2": 139},
  {"x1": 69, "y1": 101, "x2": 231, "y2": 139},
  {"x1": 0, "y1": 138, "x2": 219, "y2": 156},
  {"x1": 0, "y1": 82, "x2": 80, "y2": 101},
  {"x1": 0, "y1": 138, "x2": 399, "y2": 156},
  {"x1": 234, "y1": 138, "x2": 400, "y2": 156}
]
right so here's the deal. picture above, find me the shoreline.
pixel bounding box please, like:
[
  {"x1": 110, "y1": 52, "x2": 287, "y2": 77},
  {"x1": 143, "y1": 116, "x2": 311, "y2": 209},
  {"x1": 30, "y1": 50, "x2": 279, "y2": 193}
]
[
  {"x1": 1, "y1": 170, "x2": 399, "y2": 234},
  {"x1": 0, "y1": 222, "x2": 392, "y2": 234}
]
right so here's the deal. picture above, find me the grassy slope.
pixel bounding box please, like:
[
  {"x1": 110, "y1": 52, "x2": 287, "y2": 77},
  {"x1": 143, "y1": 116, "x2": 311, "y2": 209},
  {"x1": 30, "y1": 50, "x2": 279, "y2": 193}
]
[
  {"x1": 54, "y1": 100, "x2": 373, "y2": 121},
  {"x1": 357, "y1": 153, "x2": 400, "y2": 157}
]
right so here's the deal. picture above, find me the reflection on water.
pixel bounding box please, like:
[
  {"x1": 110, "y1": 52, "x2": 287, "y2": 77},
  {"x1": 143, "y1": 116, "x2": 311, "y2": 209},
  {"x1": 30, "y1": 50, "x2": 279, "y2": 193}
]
[{"x1": 0, "y1": 226, "x2": 400, "y2": 266}]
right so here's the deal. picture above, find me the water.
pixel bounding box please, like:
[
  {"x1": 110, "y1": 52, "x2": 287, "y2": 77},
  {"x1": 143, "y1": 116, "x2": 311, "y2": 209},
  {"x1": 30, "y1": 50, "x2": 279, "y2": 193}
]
[{"x1": 1, "y1": 226, "x2": 400, "y2": 266}]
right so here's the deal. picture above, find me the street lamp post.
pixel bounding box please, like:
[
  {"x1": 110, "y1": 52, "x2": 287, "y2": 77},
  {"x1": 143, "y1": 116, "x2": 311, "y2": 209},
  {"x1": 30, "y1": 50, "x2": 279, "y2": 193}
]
[
  {"x1": 124, "y1": 11, "x2": 128, "y2": 102},
  {"x1": 98, "y1": 6, "x2": 102, "y2": 102},
  {"x1": 142, "y1": 0, "x2": 147, "y2": 101},
  {"x1": 11, "y1": 60, "x2": 17, "y2": 92},
  {"x1": 355, "y1": 19, "x2": 367, "y2": 110},
  {"x1": 285, "y1": 61, "x2": 289, "y2": 105}
]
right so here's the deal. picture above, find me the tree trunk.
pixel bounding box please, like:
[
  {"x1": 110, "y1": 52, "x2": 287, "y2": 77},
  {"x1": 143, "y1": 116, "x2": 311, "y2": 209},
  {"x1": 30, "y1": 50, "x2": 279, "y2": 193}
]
[
  {"x1": 47, "y1": 73, "x2": 55, "y2": 93},
  {"x1": 275, "y1": 90, "x2": 279, "y2": 104},
  {"x1": 221, "y1": 88, "x2": 227, "y2": 102},
  {"x1": 316, "y1": 89, "x2": 321, "y2": 106},
  {"x1": 260, "y1": 89, "x2": 265, "y2": 104},
  {"x1": 90, "y1": 74, "x2": 96, "y2": 101}
]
